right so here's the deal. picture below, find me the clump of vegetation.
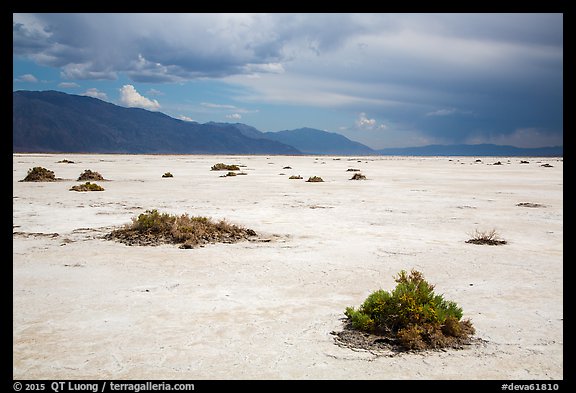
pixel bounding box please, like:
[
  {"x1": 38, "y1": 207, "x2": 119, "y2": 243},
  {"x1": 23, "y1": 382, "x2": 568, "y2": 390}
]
[
  {"x1": 493, "y1": 161, "x2": 503, "y2": 165},
  {"x1": 69, "y1": 182, "x2": 105, "y2": 192},
  {"x1": 77, "y1": 169, "x2": 104, "y2": 181},
  {"x1": 20, "y1": 167, "x2": 57, "y2": 182},
  {"x1": 540, "y1": 163, "x2": 553, "y2": 168},
  {"x1": 162, "y1": 172, "x2": 174, "y2": 178},
  {"x1": 289, "y1": 175, "x2": 303, "y2": 180},
  {"x1": 220, "y1": 171, "x2": 247, "y2": 177},
  {"x1": 306, "y1": 176, "x2": 324, "y2": 182},
  {"x1": 516, "y1": 202, "x2": 545, "y2": 208},
  {"x1": 283, "y1": 166, "x2": 292, "y2": 169},
  {"x1": 343, "y1": 269, "x2": 475, "y2": 351},
  {"x1": 349, "y1": 173, "x2": 367, "y2": 180},
  {"x1": 346, "y1": 168, "x2": 361, "y2": 172},
  {"x1": 57, "y1": 159, "x2": 75, "y2": 163},
  {"x1": 105, "y1": 209, "x2": 257, "y2": 248},
  {"x1": 520, "y1": 160, "x2": 529, "y2": 164},
  {"x1": 465, "y1": 229, "x2": 507, "y2": 245},
  {"x1": 211, "y1": 163, "x2": 240, "y2": 171}
]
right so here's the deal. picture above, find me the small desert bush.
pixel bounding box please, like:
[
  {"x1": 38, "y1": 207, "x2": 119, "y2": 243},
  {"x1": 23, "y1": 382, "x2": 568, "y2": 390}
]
[
  {"x1": 220, "y1": 171, "x2": 247, "y2": 177},
  {"x1": 20, "y1": 167, "x2": 57, "y2": 182},
  {"x1": 289, "y1": 175, "x2": 303, "y2": 179},
  {"x1": 105, "y1": 209, "x2": 257, "y2": 248},
  {"x1": 306, "y1": 176, "x2": 324, "y2": 182},
  {"x1": 162, "y1": 172, "x2": 173, "y2": 178},
  {"x1": 57, "y1": 159, "x2": 74, "y2": 163},
  {"x1": 516, "y1": 202, "x2": 545, "y2": 208},
  {"x1": 211, "y1": 163, "x2": 240, "y2": 171},
  {"x1": 344, "y1": 269, "x2": 474, "y2": 351},
  {"x1": 465, "y1": 229, "x2": 507, "y2": 245},
  {"x1": 70, "y1": 182, "x2": 105, "y2": 192},
  {"x1": 77, "y1": 169, "x2": 104, "y2": 181},
  {"x1": 349, "y1": 173, "x2": 366, "y2": 180}
]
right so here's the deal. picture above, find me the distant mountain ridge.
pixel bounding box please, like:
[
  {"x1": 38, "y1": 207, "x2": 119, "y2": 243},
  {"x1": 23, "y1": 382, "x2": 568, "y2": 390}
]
[
  {"x1": 13, "y1": 90, "x2": 300, "y2": 155},
  {"x1": 13, "y1": 90, "x2": 563, "y2": 157},
  {"x1": 208, "y1": 123, "x2": 375, "y2": 155},
  {"x1": 262, "y1": 127, "x2": 376, "y2": 155}
]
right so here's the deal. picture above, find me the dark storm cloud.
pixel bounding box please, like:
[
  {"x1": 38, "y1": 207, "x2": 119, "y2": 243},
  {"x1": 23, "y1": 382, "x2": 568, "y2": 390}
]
[
  {"x1": 12, "y1": 13, "x2": 563, "y2": 148},
  {"x1": 13, "y1": 22, "x2": 52, "y2": 54},
  {"x1": 12, "y1": 13, "x2": 363, "y2": 81}
]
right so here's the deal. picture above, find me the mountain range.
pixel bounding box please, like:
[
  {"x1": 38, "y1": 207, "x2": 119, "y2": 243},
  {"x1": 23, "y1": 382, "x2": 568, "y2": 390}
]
[
  {"x1": 13, "y1": 90, "x2": 299, "y2": 155},
  {"x1": 13, "y1": 90, "x2": 563, "y2": 157}
]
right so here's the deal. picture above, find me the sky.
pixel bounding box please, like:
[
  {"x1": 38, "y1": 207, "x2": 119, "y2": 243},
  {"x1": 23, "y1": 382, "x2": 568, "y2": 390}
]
[{"x1": 12, "y1": 13, "x2": 563, "y2": 149}]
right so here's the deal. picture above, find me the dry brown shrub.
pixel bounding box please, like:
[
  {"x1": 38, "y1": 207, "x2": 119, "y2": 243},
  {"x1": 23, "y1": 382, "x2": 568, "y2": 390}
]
[
  {"x1": 77, "y1": 169, "x2": 104, "y2": 181},
  {"x1": 105, "y1": 210, "x2": 257, "y2": 248},
  {"x1": 465, "y1": 229, "x2": 507, "y2": 245},
  {"x1": 350, "y1": 173, "x2": 367, "y2": 180},
  {"x1": 20, "y1": 167, "x2": 57, "y2": 182}
]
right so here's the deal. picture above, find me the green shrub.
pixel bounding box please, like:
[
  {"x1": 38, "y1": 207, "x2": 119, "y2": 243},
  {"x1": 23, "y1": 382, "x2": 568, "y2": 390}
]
[
  {"x1": 21, "y1": 167, "x2": 57, "y2": 182},
  {"x1": 132, "y1": 209, "x2": 173, "y2": 232},
  {"x1": 344, "y1": 269, "x2": 474, "y2": 350},
  {"x1": 211, "y1": 163, "x2": 240, "y2": 171},
  {"x1": 69, "y1": 182, "x2": 105, "y2": 192}
]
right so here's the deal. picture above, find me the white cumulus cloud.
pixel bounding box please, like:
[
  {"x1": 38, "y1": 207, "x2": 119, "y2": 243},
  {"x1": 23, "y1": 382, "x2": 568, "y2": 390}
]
[
  {"x1": 15, "y1": 73, "x2": 38, "y2": 82},
  {"x1": 226, "y1": 113, "x2": 242, "y2": 120},
  {"x1": 353, "y1": 112, "x2": 387, "y2": 131},
  {"x1": 178, "y1": 115, "x2": 194, "y2": 122},
  {"x1": 356, "y1": 112, "x2": 376, "y2": 128},
  {"x1": 119, "y1": 85, "x2": 160, "y2": 110},
  {"x1": 82, "y1": 88, "x2": 108, "y2": 100}
]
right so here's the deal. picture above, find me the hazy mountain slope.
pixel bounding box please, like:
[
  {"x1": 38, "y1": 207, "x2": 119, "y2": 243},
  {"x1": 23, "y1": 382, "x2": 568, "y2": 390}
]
[
  {"x1": 13, "y1": 90, "x2": 301, "y2": 155},
  {"x1": 262, "y1": 127, "x2": 375, "y2": 155}
]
